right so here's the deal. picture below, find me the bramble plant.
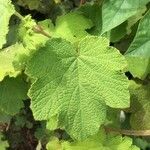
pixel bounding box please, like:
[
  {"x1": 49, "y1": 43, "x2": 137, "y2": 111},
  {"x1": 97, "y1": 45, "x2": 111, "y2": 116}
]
[{"x1": 0, "y1": 0, "x2": 150, "y2": 149}]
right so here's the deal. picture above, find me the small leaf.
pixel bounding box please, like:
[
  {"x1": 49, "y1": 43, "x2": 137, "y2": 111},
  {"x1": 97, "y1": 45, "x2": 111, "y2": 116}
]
[
  {"x1": 0, "y1": 76, "x2": 28, "y2": 115},
  {"x1": 0, "y1": 133, "x2": 9, "y2": 150},
  {"x1": 46, "y1": 115, "x2": 59, "y2": 131},
  {"x1": 0, "y1": 43, "x2": 29, "y2": 81},
  {"x1": 46, "y1": 137, "x2": 62, "y2": 150},
  {"x1": 18, "y1": 15, "x2": 49, "y2": 51}
]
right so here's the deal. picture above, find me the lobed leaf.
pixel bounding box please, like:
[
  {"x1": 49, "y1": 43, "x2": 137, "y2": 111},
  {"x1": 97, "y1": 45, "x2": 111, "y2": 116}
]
[
  {"x1": 26, "y1": 36, "x2": 129, "y2": 140},
  {"x1": 38, "y1": 12, "x2": 93, "y2": 43},
  {"x1": 0, "y1": 76, "x2": 28, "y2": 115}
]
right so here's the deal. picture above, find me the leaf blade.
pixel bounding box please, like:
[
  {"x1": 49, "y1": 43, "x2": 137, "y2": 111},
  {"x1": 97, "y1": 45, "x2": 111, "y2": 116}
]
[
  {"x1": 26, "y1": 36, "x2": 129, "y2": 140},
  {"x1": 102, "y1": 0, "x2": 149, "y2": 34},
  {"x1": 125, "y1": 10, "x2": 150, "y2": 79},
  {"x1": 0, "y1": 0, "x2": 15, "y2": 49}
]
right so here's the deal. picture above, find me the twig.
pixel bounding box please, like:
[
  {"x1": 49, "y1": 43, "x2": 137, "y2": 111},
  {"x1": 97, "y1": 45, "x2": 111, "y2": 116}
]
[{"x1": 105, "y1": 126, "x2": 150, "y2": 136}]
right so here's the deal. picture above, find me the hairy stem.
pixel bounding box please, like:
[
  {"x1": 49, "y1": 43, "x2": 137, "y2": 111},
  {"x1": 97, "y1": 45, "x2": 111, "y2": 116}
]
[
  {"x1": 14, "y1": 11, "x2": 24, "y2": 21},
  {"x1": 105, "y1": 126, "x2": 150, "y2": 136},
  {"x1": 33, "y1": 25, "x2": 51, "y2": 38}
]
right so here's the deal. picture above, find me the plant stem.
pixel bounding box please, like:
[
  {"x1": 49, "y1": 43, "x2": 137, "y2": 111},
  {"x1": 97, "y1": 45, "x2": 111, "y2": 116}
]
[
  {"x1": 105, "y1": 126, "x2": 150, "y2": 136},
  {"x1": 33, "y1": 25, "x2": 51, "y2": 38},
  {"x1": 14, "y1": 11, "x2": 24, "y2": 21}
]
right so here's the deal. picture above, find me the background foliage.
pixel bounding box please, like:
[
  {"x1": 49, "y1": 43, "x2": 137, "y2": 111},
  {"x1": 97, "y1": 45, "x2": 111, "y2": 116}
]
[{"x1": 0, "y1": 0, "x2": 150, "y2": 149}]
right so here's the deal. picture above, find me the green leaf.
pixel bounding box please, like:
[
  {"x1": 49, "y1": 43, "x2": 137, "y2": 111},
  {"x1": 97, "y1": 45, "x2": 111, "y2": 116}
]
[
  {"x1": 125, "y1": 10, "x2": 150, "y2": 79},
  {"x1": 46, "y1": 129, "x2": 140, "y2": 150},
  {"x1": 0, "y1": 17, "x2": 48, "y2": 81},
  {"x1": 38, "y1": 12, "x2": 93, "y2": 43},
  {"x1": 0, "y1": 0, "x2": 15, "y2": 49},
  {"x1": 0, "y1": 76, "x2": 28, "y2": 115},
  {"x1": 134, "y1": 138, "x2": 150, "y2": 150},
  {"x1": 0, "y1": 43, "x2": 29, "y2": 81},
  {"x1": 129, "y1": 81, "x2": 150, "y2": 130},
  {"x1": 102, "y1": 0, "x2": 149, "y2": 34},
  {"x1": 18, "y1": 15, "x2": 49, "y2": 51},
  {"x1": 26, "y1": 36, "x2": 129, "y2": 140},
  {"x1": 79, "y1": 3, "x2": 141, "y2": 42},
  {"x1": 46, "y1": 115, "x2": 59, "y2": 131},
  {"x1": 46, "y1": 137, "x2": 62, "y2": 150},
  {"x1": 5, "y1": 21, "x2": 19, "y2": 47},
  {"x1": 78, "y1": 3, "x2": 102, "y2": 35},
  {"x1": 54, "y1": 12, "x2": 93, "y2": 42},
  {"x1": 0, "y1": 133, "x2": 9, "y2": 150}
]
